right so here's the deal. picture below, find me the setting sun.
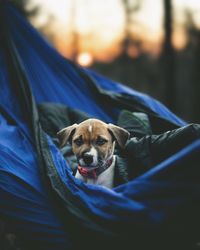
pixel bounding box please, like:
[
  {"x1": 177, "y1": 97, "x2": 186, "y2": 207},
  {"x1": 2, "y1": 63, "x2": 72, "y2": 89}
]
[{"x1": 77, "y1": 52, "x2": 93, "y2": 67}]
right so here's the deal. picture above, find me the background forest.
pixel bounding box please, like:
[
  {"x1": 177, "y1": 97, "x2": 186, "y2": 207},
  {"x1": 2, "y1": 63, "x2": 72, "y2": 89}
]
[{"x1": 12, "y1": 0, "x2": 200, "y2": 123}]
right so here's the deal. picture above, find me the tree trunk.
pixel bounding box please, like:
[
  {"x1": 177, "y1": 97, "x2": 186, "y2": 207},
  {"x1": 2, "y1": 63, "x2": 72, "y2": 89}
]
[
  {"x1": 163, "y1": 0, "x2": 176, "y2": 111},
  {"x1": 69, "y1": 0, "x2": 79, "y2": 62}
]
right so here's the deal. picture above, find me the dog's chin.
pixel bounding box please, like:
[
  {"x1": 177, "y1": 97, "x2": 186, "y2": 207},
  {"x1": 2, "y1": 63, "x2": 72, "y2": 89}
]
[{"x1": 78, "y1": 159, "x2": 99, "y2": 169}]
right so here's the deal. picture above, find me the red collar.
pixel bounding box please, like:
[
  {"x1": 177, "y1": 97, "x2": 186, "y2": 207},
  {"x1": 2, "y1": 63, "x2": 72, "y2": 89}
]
[{"x1": 77, "y1": 157, "x2": 113, "y2": 179}]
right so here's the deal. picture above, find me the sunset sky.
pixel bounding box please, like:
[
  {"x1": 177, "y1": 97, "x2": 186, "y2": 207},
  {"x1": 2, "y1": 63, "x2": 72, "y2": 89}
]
[{"x1": 28, "y1": 0, "x2": 200, "y2": 65}]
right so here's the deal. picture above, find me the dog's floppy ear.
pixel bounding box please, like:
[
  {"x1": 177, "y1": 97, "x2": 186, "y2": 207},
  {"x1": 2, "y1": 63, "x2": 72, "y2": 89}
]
[
  {"x1": 57, "y1": 124, "x2": 78, "y2": 147},
  {"x1": 108, "y1": 124, "x2": 130, "y2": 149}
]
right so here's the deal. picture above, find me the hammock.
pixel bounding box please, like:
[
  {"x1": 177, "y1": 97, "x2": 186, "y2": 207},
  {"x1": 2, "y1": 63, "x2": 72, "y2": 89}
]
[{"x1": 0, "y1": 2, "x2": 199, "y2": 250}]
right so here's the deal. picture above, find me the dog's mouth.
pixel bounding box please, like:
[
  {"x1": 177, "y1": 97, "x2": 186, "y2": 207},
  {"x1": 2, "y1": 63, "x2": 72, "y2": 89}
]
[
  {"x1": 78, "y1": 161, "x2": 99, "y2": 169},
  {"x1": 77, "y1": 156, "x2": 114, "y2": 179},
  {"x1": 78, "y1": 156, "x2": 109, "y2": 169}
]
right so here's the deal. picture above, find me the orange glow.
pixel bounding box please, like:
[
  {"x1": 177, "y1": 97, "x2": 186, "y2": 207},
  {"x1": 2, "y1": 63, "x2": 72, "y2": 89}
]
[
  {"x1": 172, "y1": 28, "x2": 188, "y2": 50},
  {"x1": 77, "y1": 52, "x2": 93, "y2": 67},
  {"x1": 29, "y1": 0, "x2": 200, "y2": 62},
  {"x1": 127, "y1": 45, "x2": 141, "y2": 58}
]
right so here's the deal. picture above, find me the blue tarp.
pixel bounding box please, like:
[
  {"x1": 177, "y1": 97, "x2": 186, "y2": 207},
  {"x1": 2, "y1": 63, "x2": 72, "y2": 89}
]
[{"x1": 0, "y1": 3, "x2": 200, "y2": 250}]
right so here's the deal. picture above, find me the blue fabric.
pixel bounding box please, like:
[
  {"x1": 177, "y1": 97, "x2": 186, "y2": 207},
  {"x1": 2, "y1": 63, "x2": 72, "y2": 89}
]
[{"x1": 0, "y1": 3, "x2": 199, "y2": 249}]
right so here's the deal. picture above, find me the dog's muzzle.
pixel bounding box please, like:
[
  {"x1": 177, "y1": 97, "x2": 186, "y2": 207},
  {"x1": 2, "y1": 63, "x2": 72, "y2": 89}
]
[
  {"x1": 77, "y1": 157, "x2": 113, "y2": 179},
  {"x1": 79, "y1": 149, "x2": 98, "y2": 167}
]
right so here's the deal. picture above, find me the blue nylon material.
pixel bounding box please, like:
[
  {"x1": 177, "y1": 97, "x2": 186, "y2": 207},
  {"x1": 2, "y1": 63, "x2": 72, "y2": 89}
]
[{"x1": 0, "y1": 3, "x2": 199, "y2": 249}]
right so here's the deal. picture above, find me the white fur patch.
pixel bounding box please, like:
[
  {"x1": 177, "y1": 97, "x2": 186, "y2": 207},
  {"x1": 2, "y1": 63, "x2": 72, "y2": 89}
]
[
  {"x1": 88, "y1": 147, "x2": 98, "y2": 165},
  {"x1": 111, "y1": 141, "x2": 116, "y2": 155},
  {"x1": 88, "y1": 125, "x2": 92, "y2": 133}
]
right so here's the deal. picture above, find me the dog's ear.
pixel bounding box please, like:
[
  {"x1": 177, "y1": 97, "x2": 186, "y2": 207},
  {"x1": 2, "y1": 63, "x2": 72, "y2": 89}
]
[
  {"x1": 57, "y1": 124, "x2": 78, "y2": 147},
  {"x1": 108, "y1": 124, "x2": 130, "y2": 149}
]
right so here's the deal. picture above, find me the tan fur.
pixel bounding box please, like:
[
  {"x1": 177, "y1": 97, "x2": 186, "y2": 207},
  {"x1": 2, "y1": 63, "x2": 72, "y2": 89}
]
[
  {"x1": 72, "y1": 119, "x2": 114, "y2": 160},
  {"x1": 57, "y1": 118, "x2": 130, "y2": 188}
]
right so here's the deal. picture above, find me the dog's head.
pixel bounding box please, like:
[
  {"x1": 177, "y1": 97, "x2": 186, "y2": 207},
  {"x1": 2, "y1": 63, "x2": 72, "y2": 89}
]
[{"x1": 57, "y1": 119, "x2": 130, "y2": 169}]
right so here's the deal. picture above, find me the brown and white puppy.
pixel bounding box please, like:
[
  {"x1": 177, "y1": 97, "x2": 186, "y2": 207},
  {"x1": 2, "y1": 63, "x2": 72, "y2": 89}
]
[{"x1": 57, "y1": 118, "x2": 130, "y2": 189}]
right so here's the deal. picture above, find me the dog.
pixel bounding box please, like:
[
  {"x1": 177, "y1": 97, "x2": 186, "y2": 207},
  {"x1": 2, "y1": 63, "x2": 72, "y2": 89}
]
[{"x1": 57, "y1": 118, "x2": 130, "y2": 189}]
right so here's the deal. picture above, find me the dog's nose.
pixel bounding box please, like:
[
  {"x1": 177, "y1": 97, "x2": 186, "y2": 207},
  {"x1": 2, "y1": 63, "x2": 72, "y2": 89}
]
[{"x1": 83, "y1": 154, "x2": 93, "y2": 165}]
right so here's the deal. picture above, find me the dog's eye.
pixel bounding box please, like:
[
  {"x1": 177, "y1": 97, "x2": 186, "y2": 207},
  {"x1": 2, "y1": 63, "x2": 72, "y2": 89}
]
[
  {"x1": 96, "y1": 138, "x2": 107, "y2": 146},
  {"x1": 74, "y1": 138, "x2": 83, "y2": 146}
]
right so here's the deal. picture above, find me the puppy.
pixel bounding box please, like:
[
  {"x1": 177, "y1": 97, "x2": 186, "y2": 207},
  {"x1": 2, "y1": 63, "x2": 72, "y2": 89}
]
[{"x1": 57, "y1": 119, "x2": 130, "y2": 189}]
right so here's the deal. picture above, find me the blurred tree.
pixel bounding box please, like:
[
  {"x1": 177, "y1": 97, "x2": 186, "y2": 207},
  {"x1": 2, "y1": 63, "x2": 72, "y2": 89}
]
[
  {"x1": 68, "y1": 0, "x2": 79, "y2": 62},
  {"x1": 111, "y1": 0, "x2": 142, "y2": 86},
  {"x1": 162, "y1": 0, "x2": 176, "y2": 111},
  {"x1": 91, "y1": 0, "x2": 162, "y2": 98},
  {"x1": 121, "y1": 0, "x2": 141, "y2": 55},
  {"x1": 11, "y1": 0, "x2": 39, "y2": 17},
  {"x1": 184, "y1": 10, "x2": 200, "y2": 122}
]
